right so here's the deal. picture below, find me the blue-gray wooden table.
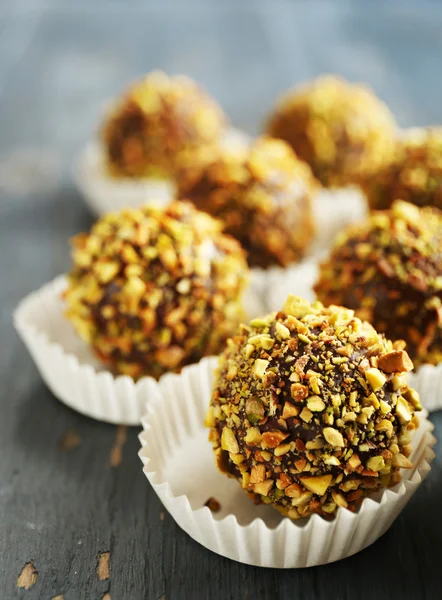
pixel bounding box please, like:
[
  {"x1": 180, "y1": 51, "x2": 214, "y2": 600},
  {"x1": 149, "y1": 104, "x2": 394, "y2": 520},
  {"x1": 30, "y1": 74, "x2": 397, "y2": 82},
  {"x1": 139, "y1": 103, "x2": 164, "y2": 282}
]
[{"x1": 1, "y1": 1, "x2": 442, "y2": 598}]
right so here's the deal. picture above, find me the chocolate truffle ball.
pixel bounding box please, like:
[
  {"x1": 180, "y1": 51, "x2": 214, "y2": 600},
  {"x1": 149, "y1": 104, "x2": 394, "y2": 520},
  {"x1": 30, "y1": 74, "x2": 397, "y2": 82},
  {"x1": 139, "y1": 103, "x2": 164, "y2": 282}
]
[
  {"x1": 266, "y1": 75, "x2": 396, "y2": 187},
  {"x1": 206, "y1": 295, "x2": 421, "y2": 520},
  {"x1": 102, "y1": 71, "x2": 226, "y2": 179},
  {"x1": 64, "y1": 201, "x2": 248, "y2": 379},
  {"x1": 177, "y1": 136, "x2": 316, "y2": 268},
  {"x1": 363, "y1": 127, "x2": 442, "y2": 211},
  {"x1": 315, "y1": 200, "x2": 442, "y2": 366}
]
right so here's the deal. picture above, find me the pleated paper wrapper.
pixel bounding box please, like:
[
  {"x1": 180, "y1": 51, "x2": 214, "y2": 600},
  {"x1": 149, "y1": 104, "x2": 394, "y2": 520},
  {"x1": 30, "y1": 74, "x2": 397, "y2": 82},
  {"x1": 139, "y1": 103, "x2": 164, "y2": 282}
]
[
  {"x1": 13, "y1": 275, "x2": 266, "y2": 425},
  {"x1": 138, "y1": 356, "x2": 436, "y2": 568}
]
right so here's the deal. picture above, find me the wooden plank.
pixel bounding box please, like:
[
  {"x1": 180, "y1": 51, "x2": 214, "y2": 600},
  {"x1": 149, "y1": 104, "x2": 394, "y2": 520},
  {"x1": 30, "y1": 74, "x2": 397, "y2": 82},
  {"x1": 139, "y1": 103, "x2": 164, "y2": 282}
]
[{"x1": 1, "y1": 2, "x2": 441, "y2": 598}]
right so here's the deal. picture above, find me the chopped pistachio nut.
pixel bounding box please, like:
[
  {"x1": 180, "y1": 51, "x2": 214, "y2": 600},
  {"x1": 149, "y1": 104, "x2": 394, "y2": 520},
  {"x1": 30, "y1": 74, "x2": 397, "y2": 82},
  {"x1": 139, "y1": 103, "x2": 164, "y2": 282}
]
[
  {"x1": 275, "y1": 321, "x2": 291, "y2": 339},
  {"x1": 253, "y1": 359, "x2": 269, "y2": 379},
  {"x1": 366, "y1": 456, "x2": 385, "y2": 472},
  {"x1": 244, "y1": 427, "x2": 262, "y2": 445},
  {"x1": 245, "y1": 398, "x2": 265, "y2": 424},
  {"x1": 207, "y1": 295, "x2": 421, "y2": 520},
  {"x1": 299, "y1": 407, "x2": 313, "y2": 423},
  {"x1": 221, "y1": 427, "x2": 239, "y2": 454},
  {"x1": 300, "y1": 475, "x2": 333, "y2": 496},
  {"x1": 323, "y1": 427, "x2": 345, "y2": 447},
  {"x1": 365, "y1": 368, "x2": 387, "y2": 392},
  {"x1": 396, "y1": 397, "x2": 413, "y2": 424},
  {"x1": 307, "y1": 396, "x2": 326, "y2": 412}
]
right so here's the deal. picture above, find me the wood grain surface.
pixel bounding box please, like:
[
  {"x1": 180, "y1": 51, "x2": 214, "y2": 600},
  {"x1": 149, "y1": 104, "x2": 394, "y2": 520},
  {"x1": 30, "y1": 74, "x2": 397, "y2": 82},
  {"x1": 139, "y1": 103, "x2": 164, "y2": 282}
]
[{"x1": 1, "y1": 1, "x2": 442, "y2": 598}]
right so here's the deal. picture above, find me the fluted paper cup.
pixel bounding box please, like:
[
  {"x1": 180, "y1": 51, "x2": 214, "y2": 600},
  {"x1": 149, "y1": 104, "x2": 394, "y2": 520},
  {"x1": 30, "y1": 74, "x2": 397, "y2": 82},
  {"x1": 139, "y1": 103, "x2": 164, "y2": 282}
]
[
  {"x1": 74, "y1": 128, "x2": 251, "y2": 217},
  {"x1": 13, "y1": 275, "x2": 266, "y2": 425},
  {"x1": 312, "y1": 186, "x2": 368, "y2": 255},
  {"x1": 73, "y1": 140, "x2": 175, "y2": 216},
  {"x1": 257, "y1": 260, "x2": 319, "y2": 313},
  {"x1": 138, "y1": 357, "x2": 435, "y2": 568},
  {"x1": 409, "y1": 365, "x2": 442, "y2": 412}
]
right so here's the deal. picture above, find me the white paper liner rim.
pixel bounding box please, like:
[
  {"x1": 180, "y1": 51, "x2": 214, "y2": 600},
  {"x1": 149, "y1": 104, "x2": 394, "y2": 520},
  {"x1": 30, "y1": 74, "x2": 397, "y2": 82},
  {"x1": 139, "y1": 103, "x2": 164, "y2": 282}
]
[
  {"x1": 138, "y1": 356, "x2": 436, "y2": 568},
  {"x1": 14, "y1": 275, "x2": 156, "y2": 425},
  {"x1": 73, "y1": 140, "x2": 176, "y2": 217},
  {"x1": 13, "y1": 275, "x2": 267, "y2": 425},
  {"x1": 409, "y1": 363, "x2": 442, "y2": 412}
]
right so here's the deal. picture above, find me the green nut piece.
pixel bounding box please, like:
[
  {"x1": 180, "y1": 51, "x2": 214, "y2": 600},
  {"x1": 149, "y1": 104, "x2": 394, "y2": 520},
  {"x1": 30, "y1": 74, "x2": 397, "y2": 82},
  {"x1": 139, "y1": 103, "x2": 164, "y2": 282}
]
[
  {"x1": 245, "y1": 397, "x2": 265, "y2": 423},
  {"x1": 366, "y1": 455, "x2": 385, "y2": 472}
]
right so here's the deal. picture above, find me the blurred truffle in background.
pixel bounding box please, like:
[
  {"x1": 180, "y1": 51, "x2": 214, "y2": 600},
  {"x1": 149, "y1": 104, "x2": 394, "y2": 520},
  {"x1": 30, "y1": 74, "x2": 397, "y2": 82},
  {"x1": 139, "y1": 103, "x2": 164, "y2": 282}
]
[
  {"x1": 315, "y1": 200, "x2": 442, "y2": 366},
  {"x1": 177, "y1": 136, "x2": 316, "y2": 269},
  {"x1": 101, "y1": 71, "x2": 226, "y2": 180},
  {"x1": 266, "y1": 75, "x2": 397, "y2": 188},
  {"x1": 362, "y1": 127, "x2": 442, "y2": 211},
  {"x1": 64, "y1": 201, "x2": 249, "y2": 380}
]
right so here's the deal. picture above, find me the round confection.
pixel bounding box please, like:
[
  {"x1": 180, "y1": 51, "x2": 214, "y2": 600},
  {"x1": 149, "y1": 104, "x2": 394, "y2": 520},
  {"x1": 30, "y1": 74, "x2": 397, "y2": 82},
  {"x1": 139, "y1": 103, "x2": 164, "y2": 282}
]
[
  {"x1": 363, "y1": 127, "x2": 442, "y2": 211},
  {"x1": 206, "y1": 295, "x2": 421, "y2": 520},
  {"x1": 177, "y1": 136, "x2": 316, "y2": 268},
  {"x1": 64, "y1": 201, "x2": 248, "y2": 380},
  {"x1": 315, "y1": 200, "x2": 442, "y2": 366},
  {"x1": 266, "y1": 75, "x2": 396, "y2": 187},
  {"x1": 101, "y1": 71, "x2": 226, "y2": 179}
]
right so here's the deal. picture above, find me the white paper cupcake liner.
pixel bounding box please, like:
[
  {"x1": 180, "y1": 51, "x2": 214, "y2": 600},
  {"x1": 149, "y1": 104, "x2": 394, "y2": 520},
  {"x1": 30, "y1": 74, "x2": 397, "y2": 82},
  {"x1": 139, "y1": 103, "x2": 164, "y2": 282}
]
[
  {"x1": 74, "y1": 128, "x2": 251, "y2": 217},
  {"x1": 73, "y1": 140, "x2": 175, "y2": 216},
  {"x1": 409, "y1": 364, "x2": 442, "y2": 412},
  {"x1": 13, "y1": 275, "x2": 267, "y2": 425},
  {"x1": 138, "y1": 356, "x2": 436, "y2": 568},
  {"x1": 312, "y1": 186, "x2": 368, "y2": 257},
  {"x1": 258, "y1": 260, "x2": 319, "y2": 313}
]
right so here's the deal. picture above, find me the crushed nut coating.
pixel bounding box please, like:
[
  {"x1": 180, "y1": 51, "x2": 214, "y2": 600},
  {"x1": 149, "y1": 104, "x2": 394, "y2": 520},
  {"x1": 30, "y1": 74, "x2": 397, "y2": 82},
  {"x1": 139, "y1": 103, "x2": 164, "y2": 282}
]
[
  {"x1": 102, "y1": 71, "x2": 226, "y2": 179},
  {"x1": 177, "y1": 136, "x2": 316, "y2": 268},
  {"x1": 64, "y1": 201, "x2": 248, "y2": 379},
  {"x1": 315, "y1": 200, "x2": 442, "y2": 365},
  {"x1": 363, "y1": 127, "x2": 442, "y2": 211},
  {"x1": 206, "y1": 295, "x2": 421, "y2": 520},
  {"x1": 266, "y1": 75, "x2": 396, "y2": 187}
]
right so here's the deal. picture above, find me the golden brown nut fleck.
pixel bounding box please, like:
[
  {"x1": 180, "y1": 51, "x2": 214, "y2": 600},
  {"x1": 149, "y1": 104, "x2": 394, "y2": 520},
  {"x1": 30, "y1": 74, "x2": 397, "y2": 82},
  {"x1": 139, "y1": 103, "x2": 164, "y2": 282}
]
[
  {"x1": 204, "y1": 497, "x2": 221, "y2": 512},
  {"x1": 64, "y1": 201, "x2": 248, "y2": 379},
  {"x1": 266, "y1": 75, "x2": 396, "y2": 187},
  {"x1": 177, "y1": 136, "x2": 316, "y2": 268},
  {"x1": 315, "y1": 200, "x2": 442, "y2": 365},
  {"x1": 102, "y1": 71, "x2": 226, "y2": 179},
  {"x1": 207, "y1": 295, "x2": 420, "y2": 520}
]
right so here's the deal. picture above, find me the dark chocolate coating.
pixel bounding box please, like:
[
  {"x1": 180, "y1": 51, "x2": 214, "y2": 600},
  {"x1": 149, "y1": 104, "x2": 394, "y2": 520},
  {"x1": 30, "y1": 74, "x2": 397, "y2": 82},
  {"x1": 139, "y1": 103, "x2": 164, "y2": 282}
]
[
  {"x1": 207, "y1": 296, "x2": 421, "y2": 520},
  {"x1": 315, "y1": 200, "x2": 442, "y2": 366},
  {"x1": 64, "y1": 201, "x2": 248, "y2": 379}
]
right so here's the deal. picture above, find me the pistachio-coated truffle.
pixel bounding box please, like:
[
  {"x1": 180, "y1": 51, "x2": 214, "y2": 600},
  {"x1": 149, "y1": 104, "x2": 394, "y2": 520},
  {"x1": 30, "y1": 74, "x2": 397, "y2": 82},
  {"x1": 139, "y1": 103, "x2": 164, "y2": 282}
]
[
  {"x1": 177, "y1": 136, "x2": 316, "y2": 268},
  {"x1": 102, "y1": 71, "x2": 226, "y2": 179},
  {"x1": 206, "y1": 295, "x2": 421, "y2": 520},
  {"x1": 266, "y1": 75, "x2": 396, "y2": 187},
  {"x1": 315, "y1": 201, "x2": 442, "y2": 365},
  {"x1": 363, "y1": 127, "x2": 442, "y2": 211},
  {"x1": 64, "y1": 201, "x2": 248, "y2": 379}
]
